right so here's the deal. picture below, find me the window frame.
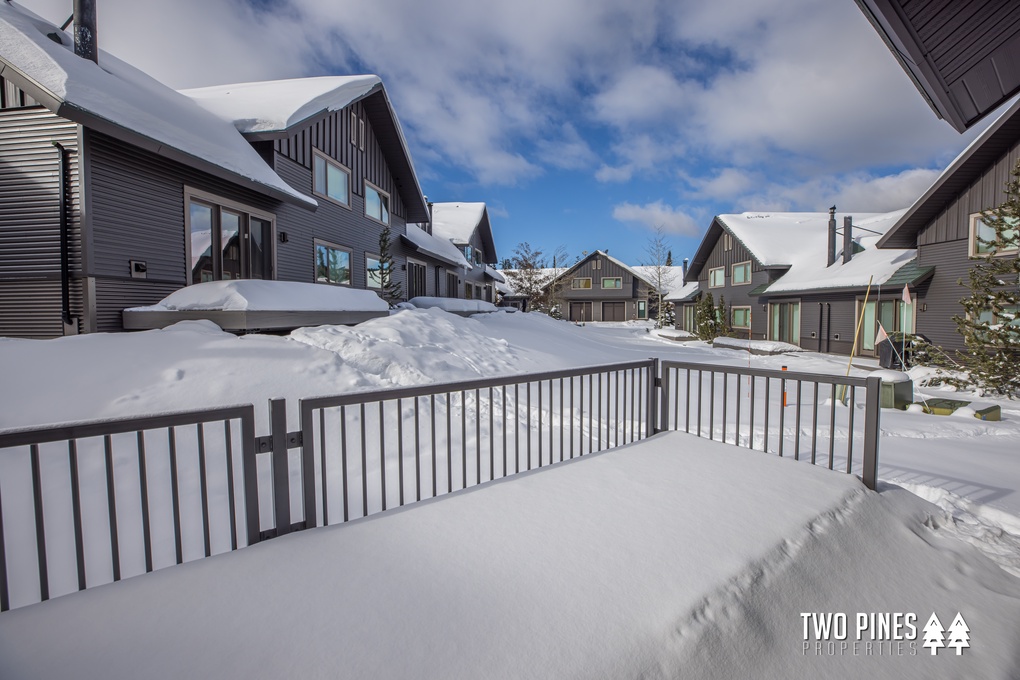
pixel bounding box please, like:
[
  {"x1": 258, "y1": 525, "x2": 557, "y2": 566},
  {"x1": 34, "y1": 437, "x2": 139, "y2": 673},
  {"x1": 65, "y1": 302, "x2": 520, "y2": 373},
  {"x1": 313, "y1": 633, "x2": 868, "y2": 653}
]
[
  {"x1": 350, "y1": 111, "x2": 358, "y2": 145},
  {"x1": 969, "y1": 212, "x2": 1020, "y2": 257},
  {"x1": 313, "y1": 239, "x2": 353, "y2": 286},
  {"x1": 601, "y1": 277, "x2": 623, "y2": 289},
  {"x1": 708, "y1": 266, "x2": 725, "y2": 288},
  {"x1": 637, "y1": 300, "x2": 647, "y2": 319},
  {"x1": 731, "y1": 260, "x2": 752, "y2": 286},
  {"x1": 571, "y1": 277, "x2": 593, "y2": 290},
  {"x1": 184, "y1": 186, "x2": 277, "y2": 285},
  {"x1": 366, "y1": 253, "x2": 385, "y2": 290},
  {"x1": 311, "y1": 149, "x2": 352, "y2": 208},
  {"x1": 731, "y1": 305, "x2": 752, "y2": 329},
  {"x1": 723, "y1": 233, "x2": 733, "y2": 251},
  {"x1": 364, "y1": 181, "x2": 391, "y2": 225}
]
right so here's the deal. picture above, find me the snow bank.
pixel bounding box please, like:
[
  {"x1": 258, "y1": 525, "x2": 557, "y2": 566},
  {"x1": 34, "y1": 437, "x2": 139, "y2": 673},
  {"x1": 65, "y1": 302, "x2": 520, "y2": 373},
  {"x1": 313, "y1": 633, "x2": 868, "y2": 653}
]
[
  {"x1": 1, "y1": 433, "x2": 1016, "y2": 679},
  {"x1": 126, "y1": 280, "x2": 388, "y2": 312},
  {"x1": 713, "y1": 336, "x2": 805, "y2": 354},
  {"x1": 408, "y1": 296, "x2": 498, "y2": 314}
]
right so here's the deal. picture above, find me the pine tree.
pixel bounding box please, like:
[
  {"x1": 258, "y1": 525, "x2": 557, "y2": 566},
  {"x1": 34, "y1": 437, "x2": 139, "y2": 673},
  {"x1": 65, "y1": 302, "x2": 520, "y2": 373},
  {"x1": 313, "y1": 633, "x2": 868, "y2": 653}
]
[
  {"x1": 922, "y1": 612, "x2": 945, "y2": 656},
  {"x1": 946, "y1": 613, "x2": 970, "y2": 655},
  {"x1": 377, "y1": 223, "x2": 402, "y2": 305},
  {"x1": 694, "y1": 292, "x2": 717, "y2": 341},
  {"x1": 950, "y1": 158, "x2": 1020, "y2": 397},
  {"x1": 666, "y1": 250, "x2": 673, "y2": 267},
  {"x1": 502, "y1": 242, "x2": 553, "y2": 313},
  {"x1": 716, "y1": 294, "x2": 732, "y2": 337}
]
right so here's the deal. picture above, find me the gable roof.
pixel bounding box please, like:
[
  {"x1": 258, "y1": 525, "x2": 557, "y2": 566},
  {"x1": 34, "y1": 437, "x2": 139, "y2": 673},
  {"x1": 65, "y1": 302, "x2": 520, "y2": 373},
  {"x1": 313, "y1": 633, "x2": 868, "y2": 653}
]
[
  {"x1": 0, "y1": 1, "x2": 314, "y2": 209},
  {"x1": 689, "y1": 211, "x2": 916, "y2": 295},
  {"x1": 181, "y1": 76, "x2": 430, "y2": 223},
  {"x1": 401, "y1": 224, "x2": 470, "y2": 269},
  {"x1": 430, "y1": 202, "x2": 497, "y2": 262},
  {"x1": 877, "y1": 95, "x2": 1020, "y2": 249},
  {"x1": 544, "y1": 251, "x2": 682, "y2": 295},
  {"x1": 855, "y1": 0, "x2": 1020, "y2": 133}
]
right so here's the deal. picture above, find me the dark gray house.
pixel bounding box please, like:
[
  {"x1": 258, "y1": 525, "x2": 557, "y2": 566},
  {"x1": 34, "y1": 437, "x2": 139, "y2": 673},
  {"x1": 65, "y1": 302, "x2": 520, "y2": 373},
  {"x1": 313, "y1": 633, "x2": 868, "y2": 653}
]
[
  {"x1": 542, "y1": 251, "x2": 684, "y2": 322},
  {"x1": 0, "y1": 2, "x2": 429, "y2": 338},
  {"x1": 681, "y1": 210, "x2": 931, "y2": 356},
  {"x1": 876, "y1": 95, "x2": 1020, "y2": 353},
  {"x1": 430, "y1": 202, "x2": 500, "y2": 303}
]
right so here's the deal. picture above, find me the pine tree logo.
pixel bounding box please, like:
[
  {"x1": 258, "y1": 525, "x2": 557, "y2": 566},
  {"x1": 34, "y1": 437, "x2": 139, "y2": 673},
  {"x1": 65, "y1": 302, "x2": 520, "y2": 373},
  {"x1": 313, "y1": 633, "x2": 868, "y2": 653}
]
[
  {"x1": 922, "y1": 612, "x2": 945, "y2": 655},
  {"x1": 946, "y1": 613, "x2": 970, "y2": 655}
]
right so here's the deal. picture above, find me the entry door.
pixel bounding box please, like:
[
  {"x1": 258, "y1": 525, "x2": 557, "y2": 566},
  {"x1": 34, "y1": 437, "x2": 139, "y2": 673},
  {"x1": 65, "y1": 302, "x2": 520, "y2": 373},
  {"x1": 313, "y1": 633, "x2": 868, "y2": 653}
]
[
  {"x1": 570, "y1": 301, "x2": 593, "y2": 322},
  {"x1": 407, "y1": 261, "x2": 426, "y2": 299},
  {"x1": 602, "y1": 301, "x2": 626, "y2": 322},
  {"x1": 769, "y1": 302, "x2": 800, "y2": 344}
]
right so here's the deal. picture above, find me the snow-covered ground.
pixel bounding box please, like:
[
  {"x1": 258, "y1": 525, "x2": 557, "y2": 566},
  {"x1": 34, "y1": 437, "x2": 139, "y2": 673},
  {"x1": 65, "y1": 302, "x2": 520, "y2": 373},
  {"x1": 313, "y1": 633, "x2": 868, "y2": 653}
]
[{"x1": 1, "y1": 310, "x2": 1018, "y2": 676}]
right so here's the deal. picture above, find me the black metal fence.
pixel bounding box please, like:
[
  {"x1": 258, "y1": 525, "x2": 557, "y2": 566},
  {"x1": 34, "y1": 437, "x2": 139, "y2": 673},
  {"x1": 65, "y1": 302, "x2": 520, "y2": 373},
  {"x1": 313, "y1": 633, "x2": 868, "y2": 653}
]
[
  {"x1": 659, "y1": 361, "x2": 881, "y2": 489},
  {"x1": 0, "y1": 358, "x2": 882, "y2": 612}
]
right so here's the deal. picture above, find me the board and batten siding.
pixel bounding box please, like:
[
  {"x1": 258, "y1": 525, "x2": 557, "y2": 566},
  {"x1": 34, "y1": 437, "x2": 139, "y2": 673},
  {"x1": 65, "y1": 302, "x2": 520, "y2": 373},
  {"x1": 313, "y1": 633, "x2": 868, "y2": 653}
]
[
  {"x1": 698, "y1": 233, "x2": 769, "y2": 340},
  {"x1": 555, "y1": 254, "x2": 647, "y2": 321},
  {"x1": 913, "y1": 136, "x2": 1020, "y2": 352},
  {"x1": 273, "y1": 98, "x2": 406, "y2": 221},
  {"x1": 0, "y1": 107, "x2": 86, "y2": 338}
]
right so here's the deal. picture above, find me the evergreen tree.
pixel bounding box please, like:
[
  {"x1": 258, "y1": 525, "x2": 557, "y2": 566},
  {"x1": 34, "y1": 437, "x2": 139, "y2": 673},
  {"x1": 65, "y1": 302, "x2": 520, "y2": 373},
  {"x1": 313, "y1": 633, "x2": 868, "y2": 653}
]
[
  {"x1": 694, "y1": 292, "x2": 717, "y2": 341},
  {"x1": 666, "y1": 250, "x2": 673, "y2": 267},
  {"x1": 949, "y1": 158, "x2": 1020, "y2": 396},
  {"x1": 716, "y1": 295, "x2": 732, "y2": 337},
  {"x1": 377, "y1": 223, "x2": 402, "y2": 305}
]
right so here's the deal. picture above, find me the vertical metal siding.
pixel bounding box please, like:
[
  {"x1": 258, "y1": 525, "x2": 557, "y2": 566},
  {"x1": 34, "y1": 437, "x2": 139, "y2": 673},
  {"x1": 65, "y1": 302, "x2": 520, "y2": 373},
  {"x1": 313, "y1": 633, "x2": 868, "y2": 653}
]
[{"x1": 0, "y1": 108, "x2": 85, "y2": 337}]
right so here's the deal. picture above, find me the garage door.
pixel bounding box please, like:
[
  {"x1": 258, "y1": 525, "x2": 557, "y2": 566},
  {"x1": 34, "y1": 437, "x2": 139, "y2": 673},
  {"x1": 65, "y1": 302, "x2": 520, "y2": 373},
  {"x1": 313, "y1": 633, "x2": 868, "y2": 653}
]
[
  {"x1": 602, "y1": 301, "x2": 625, "y2": 322},
  {"x1": 569, "y1": 302, "x2": 593, "y2": 322}
]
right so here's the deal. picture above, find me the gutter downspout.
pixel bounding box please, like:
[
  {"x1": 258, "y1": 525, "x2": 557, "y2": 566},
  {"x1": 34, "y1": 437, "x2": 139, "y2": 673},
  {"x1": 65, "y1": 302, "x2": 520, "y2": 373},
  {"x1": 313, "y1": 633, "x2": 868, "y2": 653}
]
[
  {"x1": 53, "y1": 141, "x2": 76, "y2": 334},
  {"x1": 817, "y1": 302, "x2": 823, "y2": 352},
  {"x1": 825, "y1": 302, "x2": 831, "y2": 353}
]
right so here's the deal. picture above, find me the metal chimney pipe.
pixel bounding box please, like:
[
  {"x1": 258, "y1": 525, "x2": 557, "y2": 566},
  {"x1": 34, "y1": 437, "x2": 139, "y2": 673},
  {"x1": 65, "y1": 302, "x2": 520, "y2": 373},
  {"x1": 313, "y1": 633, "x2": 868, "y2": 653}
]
[
  {"x1": 73, "y1": 0, "x2": 98, "y2": 64},
  {"x1": 682, "y1": 257, "x2": 689, "y2": 278},
  {"x1": 843, "y1": 216, "x2": 853, "y2": 265},
  {"x1": 827, "y1": 206, "x2": 836, "y2": 267}
]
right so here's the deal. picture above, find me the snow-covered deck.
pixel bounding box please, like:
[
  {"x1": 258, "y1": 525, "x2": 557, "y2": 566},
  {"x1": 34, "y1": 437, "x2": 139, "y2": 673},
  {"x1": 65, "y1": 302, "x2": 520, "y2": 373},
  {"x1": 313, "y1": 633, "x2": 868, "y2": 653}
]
[{"x1": 1, "y1": 431, "x2": 1016, "y2": 679}]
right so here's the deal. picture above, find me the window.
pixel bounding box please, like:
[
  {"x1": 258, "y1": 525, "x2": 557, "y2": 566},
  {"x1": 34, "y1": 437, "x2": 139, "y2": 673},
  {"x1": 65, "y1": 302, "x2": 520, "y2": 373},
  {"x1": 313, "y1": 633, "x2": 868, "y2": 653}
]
[
  {"x1": 359, "y1": 119, "x2": 365, "y2": 151},
  {"x1": 601, "y1": 277, "x2": 623, "y2": 289},
  {"x1": 462, "y1": 245, "x2": 473, "y2": 262},
  {"x1": 350, "y1": 111, "x2": 358, "y2": 145},
  {"x1": 970, "y1": 213, "x2": 1019, "y2": 256},
  {"x1": 594, "y1": 259, "x2": 602, "y2": 270},
  {"x1": 464, "y1": 282, "x2": 474, "y2": 299},
  {"x1": 447, "y1": 272, "x2": 459, "y2": 298},
  {"x1": 731, "y1": 261, "x2": 751, "y2": 285},
  {"x1": 407, "y1": 260, "x2": 426, "y2": 299},
  {"x1": 731, "y1": 306, "x2": 751, "y2": 329},
  {"x1": 769, "y1": 301, "x2": 800, "y2": 345},
  {"x1": 366, "y1": 254, "x2": 385, "y2": 289},
  {"x1": 637, "y1": 300, "x2": 647, "y2": 319},
  {"x1": 683, "y1": 304, "x2": 696, "y2": 332},
  {"x1": 312, "y1": 151, "x2": 350, "y2": 207},
  {"x1": 365, "y1": 182, "x2": 390, "y2": 225},
  {"x1": 860, "y1": 298, "x2": 913, "y2": 353},
  {"x1": 723, "y1": 233, "x2": 733, "y2": 251},
  {"x1": 315, "y1": 241, "x2": 351, "y2": 285},
  {"x1": 571, "y1": 277, "x2": 592, "y2": 289},
  {"x1": 708, "y1": 267, "x2": 725, "y2": 288},
  {"x1": 473, "y1": 250, "x2": 483, "y2": 266},
  {"x1": 186, "y1": 189, "x2": 274, "y2": 285}
]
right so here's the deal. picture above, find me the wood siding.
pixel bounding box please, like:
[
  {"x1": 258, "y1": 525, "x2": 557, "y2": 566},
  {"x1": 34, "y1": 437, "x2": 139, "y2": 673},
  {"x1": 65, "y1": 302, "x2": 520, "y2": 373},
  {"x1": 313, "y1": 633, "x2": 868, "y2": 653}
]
[
  {"x1": 697, "y1": 234, "x2": 769, "y2": 339},
  {"x1": 914, "y1": 134, "x2": 1020, "y2": 352},
  {"x1": 0, "y1": 107, "x2": 85, "y2": 337},
  {"x1": 796, "y1": 294, "x2": 860, "y2": 355},
  {"x1": 273, "y1": 98, "x2": 406, "y2": 221}
]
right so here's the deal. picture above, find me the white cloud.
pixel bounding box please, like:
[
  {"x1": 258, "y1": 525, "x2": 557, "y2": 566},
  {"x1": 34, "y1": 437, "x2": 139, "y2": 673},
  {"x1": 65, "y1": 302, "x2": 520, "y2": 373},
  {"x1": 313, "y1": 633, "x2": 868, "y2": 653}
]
[
  {"x1": 612, "y1": 201, "x2": 700, "y2": 236},
  {"x1": 733, "y1": 168, "x2": 941, "y2": 213}
]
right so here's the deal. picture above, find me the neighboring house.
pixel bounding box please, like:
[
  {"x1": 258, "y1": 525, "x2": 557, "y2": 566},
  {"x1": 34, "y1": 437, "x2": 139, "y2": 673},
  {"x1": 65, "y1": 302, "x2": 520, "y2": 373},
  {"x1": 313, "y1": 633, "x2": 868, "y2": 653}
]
[
  {"x1": 0, "y1": 2, "x2": 428, "y2": 338},
  {"x1": 682, "y1": 210, "x2": 930, "y2": 356},
  {"x1": 876, "y1": 95, "x2": 1020, "y2": 353},
  {"x1": 430, "y1": 202, "x2": 499, "y2": 303},
  {"x1": 544, "y1": 251, "x2": 684, "y2": 322}
]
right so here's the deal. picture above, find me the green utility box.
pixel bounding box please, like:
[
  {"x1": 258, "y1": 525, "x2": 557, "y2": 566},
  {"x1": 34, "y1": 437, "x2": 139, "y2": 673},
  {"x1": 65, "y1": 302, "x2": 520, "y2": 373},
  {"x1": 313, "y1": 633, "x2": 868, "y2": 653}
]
[
  {"x1": 872, "y1": 370, "x2": 914, "y2": 410},
  {"x1": 917, "y1": 398, "x2": 1001, "y2": 421}
]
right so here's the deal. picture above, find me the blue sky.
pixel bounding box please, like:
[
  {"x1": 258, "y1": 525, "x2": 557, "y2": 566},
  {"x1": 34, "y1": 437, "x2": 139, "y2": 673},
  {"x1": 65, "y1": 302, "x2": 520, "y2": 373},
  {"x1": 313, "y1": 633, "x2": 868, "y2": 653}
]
[{"x1": 25, "y1": 0, "x2": 984, "y2": 266}]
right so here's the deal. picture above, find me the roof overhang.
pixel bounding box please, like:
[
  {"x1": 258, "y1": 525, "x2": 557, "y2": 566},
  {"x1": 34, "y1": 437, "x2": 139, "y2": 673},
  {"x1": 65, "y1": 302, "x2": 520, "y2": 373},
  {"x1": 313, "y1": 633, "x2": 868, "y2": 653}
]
[
  {"x1": 399, "y1": 233, "x2": 466, "y2": 268},
  {"x1": 0, "y1": 60, "x2": 317, "y2": 211},
  {"x1": 855, "y1": 0, "x2": 1020, "y2": 133}
]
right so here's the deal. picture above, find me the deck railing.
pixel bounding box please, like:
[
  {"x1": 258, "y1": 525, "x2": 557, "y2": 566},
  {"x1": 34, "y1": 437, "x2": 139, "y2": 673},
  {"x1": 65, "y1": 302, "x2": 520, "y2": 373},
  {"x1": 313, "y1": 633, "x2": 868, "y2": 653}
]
[{"x1": 0, "y1": 358, "x2": 882, "y2": 612}]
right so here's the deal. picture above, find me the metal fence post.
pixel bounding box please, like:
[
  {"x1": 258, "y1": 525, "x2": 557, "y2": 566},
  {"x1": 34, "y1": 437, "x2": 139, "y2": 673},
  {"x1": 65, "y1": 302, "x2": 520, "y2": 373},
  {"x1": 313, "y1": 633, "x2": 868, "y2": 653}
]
[
  {"x1": 240, "y1": 408, "x2": 261, "y2": 546},
  {"x1": 861, "y1": 375, "x2": 881, "y2": 491},
  {"x1": 300, "y1": 400, "x2": 317, "y2": 530},
  {"x1": 269, "y1": 398, "x2": 291, "y2": 536},
  {"x1": 659, "y1": 362, "x2": 671, "y2": 433},
  {"x1": 647, "y1": 358, "x2": 659, "y2": 436}
]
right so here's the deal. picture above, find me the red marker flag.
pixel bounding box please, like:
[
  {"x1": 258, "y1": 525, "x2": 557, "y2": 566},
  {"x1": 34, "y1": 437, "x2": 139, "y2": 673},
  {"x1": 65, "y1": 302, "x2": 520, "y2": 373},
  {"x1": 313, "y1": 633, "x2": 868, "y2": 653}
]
[{"x1": 875, "y1": 322, "x2": 889, "y2": 345}]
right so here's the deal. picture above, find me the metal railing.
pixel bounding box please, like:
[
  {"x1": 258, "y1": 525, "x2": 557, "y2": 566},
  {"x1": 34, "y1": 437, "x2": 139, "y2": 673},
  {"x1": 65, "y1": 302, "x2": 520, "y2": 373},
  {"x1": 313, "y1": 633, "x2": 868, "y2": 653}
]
[
  {"x1": 0, "y1": 406, "x2": 258, "y2": 612},
  {"x1": 0, "y1": 358, "x2": 883, "y2": 612},
  {"x1": 658, "y1": 361, "x2": 881, "y2": 489}
]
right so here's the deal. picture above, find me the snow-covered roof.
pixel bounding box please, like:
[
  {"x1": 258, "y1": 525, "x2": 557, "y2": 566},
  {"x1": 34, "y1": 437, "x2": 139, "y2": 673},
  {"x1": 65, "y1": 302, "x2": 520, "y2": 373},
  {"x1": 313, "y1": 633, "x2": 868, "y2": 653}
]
[
  {"x1": 0, "y1": 2, "x2": 314, "y2": 209},
  {"x1": 499, "y1": 268, "x2": 565, "y2": 296},
  {"x1": 630, "y1": 265, "x2": 689, "y2": 297},
  {"x1": 181, "y1": 76, "x2": 381, "y2": 134},
  {"x1": 663, "y1": 281, "x2": 700, "y2": 302},
  {"x1": 402, "y1": 225, "x2": 470, "y2": 269},
  {"x1": 715, "y1": 211, "x2": 917, "y2": 294},
  {"x1": 430, "y1": 203, "x2": 488, "y2": 244}
]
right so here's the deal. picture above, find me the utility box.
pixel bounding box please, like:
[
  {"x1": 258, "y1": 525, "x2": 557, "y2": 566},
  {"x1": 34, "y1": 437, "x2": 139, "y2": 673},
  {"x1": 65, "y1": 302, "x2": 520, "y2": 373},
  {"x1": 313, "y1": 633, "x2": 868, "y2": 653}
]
[{"x1": 872, "y1": 369, "x2": 913, "y2": 410}]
